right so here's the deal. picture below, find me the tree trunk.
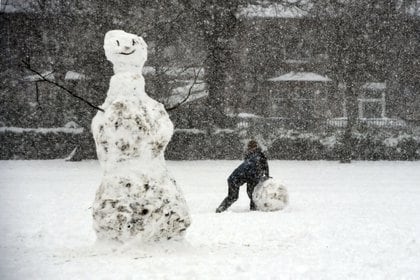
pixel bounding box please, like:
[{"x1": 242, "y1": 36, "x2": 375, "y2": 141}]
[
  {"x1": 200, "y1": 0, "x2": 240, "y2": 129},
  {"x1": 340, "y1": 82, "x2": 358, "y2": 163}
]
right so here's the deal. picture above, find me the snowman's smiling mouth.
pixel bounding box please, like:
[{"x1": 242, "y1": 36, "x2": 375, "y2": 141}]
[{"x1": 119, "y1": 50, "x2": 136, "y2": 55}]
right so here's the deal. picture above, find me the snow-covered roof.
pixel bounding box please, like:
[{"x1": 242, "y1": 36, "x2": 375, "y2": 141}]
[
  {"x1": 174, "y1": 128, "x2": 206, "y2": 135},
  {"x1": 237, "y1": 2, "x2": 307, "y2": 19},
  {"x1": 167, "y1": 91, "x2": 208, "y2": 107},
  {"x1": 267, "y1": 72, "x2": 332, "y2": 82},
  {"x1": 0, "y1": 0, "x2": 31, "y2": 13},
  {"x1": 142, "y1": 66, "x2": 205, "y2": 79},
  {"x1": 0, "y1": 125, "x2": 84, "y2": 134},
  {"x1": 166, "y1": 80, "x2": 208, "y2": 107},
  {"x1": 238, "y1": 1, "x2": 420, "y2": 19},
  {"x1": 65, "y1": 71, "x2": 86, "y2": 81},
  {"x1": 23, "y1": 71, "x2": 54, "y2": 82},
  {"x1": 361, "y1": 82, "x2": 386, "y2": 90},
  {"x1": 237, "y1": 113, "x2": 263, "y2": 119},
  {"x1": 407, "y1": 3, "x2": 420, "y2": 17}
]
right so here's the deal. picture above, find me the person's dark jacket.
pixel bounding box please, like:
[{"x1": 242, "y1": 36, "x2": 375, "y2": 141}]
[{"x1": 230, "y1": 148, "x2": 269, "y2": 185}]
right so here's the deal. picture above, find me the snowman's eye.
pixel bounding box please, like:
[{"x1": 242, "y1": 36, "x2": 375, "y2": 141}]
[
  {"x1": 132, "y1": 39, "x2": 137, "y2": 46},
  {"x1": 116, "y1": 40, "x2": 120, "y2": 46}
]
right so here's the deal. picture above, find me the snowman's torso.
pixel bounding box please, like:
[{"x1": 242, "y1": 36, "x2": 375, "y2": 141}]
[{"x1": 92, "y1": 73, "x2": 173, "y2": 170}]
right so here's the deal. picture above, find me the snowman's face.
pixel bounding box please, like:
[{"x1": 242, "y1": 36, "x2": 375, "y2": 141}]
[{"x1": 104, "y1": 30, "x2": 147, "y2": 71}]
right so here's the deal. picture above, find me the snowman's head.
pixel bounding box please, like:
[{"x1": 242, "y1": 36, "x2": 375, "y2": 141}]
[{"x1": 104, "y1": 30, "x2": 147, "y2": 73}]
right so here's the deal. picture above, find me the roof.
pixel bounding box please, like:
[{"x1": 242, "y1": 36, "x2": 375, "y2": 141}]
[
  {"x1": 361, "y1": 82, "x2": 386, "y2": 90},
  {"x1": 23, "y1": 71, "x2": 54, "y2": 82},
  {"x1": 142, "y1": 66, "x2": 205, "y2": 79},
  {"x1": 0, "y1": 0, "x2": 30, "y2": 13},
  {"x1": 237, "y1": 2, "x2": 307, "y2": 19},
  {"x1": 267, "y1": 72, "x2": 332, "y2": 82},
  {"x1": 237, "y1": 1, "x2": 420, "y2": 19},
  {"x1": 166, "y1": 81, "x2": 208, "y2": 107}
]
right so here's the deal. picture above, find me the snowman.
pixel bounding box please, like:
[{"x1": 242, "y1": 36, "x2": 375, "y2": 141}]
[{"x1": 91, "y1": 30, "x2": 191, "y2": 242}]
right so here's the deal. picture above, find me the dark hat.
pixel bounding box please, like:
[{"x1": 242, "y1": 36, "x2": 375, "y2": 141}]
[{"x1": 247, "y1": 140, "x2": 258, "y2": 150}]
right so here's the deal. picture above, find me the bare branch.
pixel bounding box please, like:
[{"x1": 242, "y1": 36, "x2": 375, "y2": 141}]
[
  {"x1": 165, "y1": 66, "x2": 204, "y2": 112},
  {"x1": 35, "y1": 81, "x2": 40, "y2": 105},
  {"x1": 21, "y1": 60, "x2": 104, "y2": 112}
]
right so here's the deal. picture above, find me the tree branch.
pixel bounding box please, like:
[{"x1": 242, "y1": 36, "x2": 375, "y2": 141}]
[
  {"x1": 165, "y1": 66, "x2": 204, "y2": 112},
  {"x1": 21, "y1": 60, "x2": 104, "y2": 112},
  {"x1": 35, "y1": 81, "x2": 40, "y2": 105}
]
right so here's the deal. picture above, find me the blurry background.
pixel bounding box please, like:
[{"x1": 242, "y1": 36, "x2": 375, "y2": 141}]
[{"x1": 0, "y1": 0, "x2": 419, "y2": 161}]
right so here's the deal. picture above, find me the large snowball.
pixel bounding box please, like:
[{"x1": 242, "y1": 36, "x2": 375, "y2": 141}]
[
  {"x1": 92, "y1": 171, "x2": 190, "y2": 242},
  {"x1": 252, "y1": 178, "x2": 289, "y2": 211}
]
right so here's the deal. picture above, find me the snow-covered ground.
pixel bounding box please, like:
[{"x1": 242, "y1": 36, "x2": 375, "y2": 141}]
[{"x1": 0, "y1": 160, "x2": 419, "y2": 279}]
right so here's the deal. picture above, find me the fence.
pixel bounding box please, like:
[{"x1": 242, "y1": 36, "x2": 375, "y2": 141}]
[{"x1": 326, "y1": 118, "x2": 407, "y2": 128}]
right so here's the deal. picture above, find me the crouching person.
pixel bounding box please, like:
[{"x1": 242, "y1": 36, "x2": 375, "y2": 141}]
[{"x1": 216, "y1": 140, "x2": 269, "y2": 213}]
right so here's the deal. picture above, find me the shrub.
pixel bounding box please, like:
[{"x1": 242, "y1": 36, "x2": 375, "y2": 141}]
[
  {"x1": 268, "y1": 137, "x2": 325, "y2": 160},
  {"x1": 165, "y1": 130, "x2": 243, "y2": 160},
  {"x1": 0, "y1": 131, "x2": 92, "y2": 159}
]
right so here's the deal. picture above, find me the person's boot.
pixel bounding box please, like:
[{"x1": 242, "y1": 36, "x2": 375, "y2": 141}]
[
  {"x1": 216, "y1": 198, "x2": 229, "y2": 213},
  {"x1": 215, "y1": 205, "x2": 225, "y2": 213}
]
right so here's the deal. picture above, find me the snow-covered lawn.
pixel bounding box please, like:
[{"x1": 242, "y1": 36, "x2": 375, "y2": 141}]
[{"x1": 0, "y1": 160, "x2": 419, "y2": 279}]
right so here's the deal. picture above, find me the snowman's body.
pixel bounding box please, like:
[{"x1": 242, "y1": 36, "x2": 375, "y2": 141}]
[{"x1": 91, "y1": 30, "x2": 190, "y2": 242}]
